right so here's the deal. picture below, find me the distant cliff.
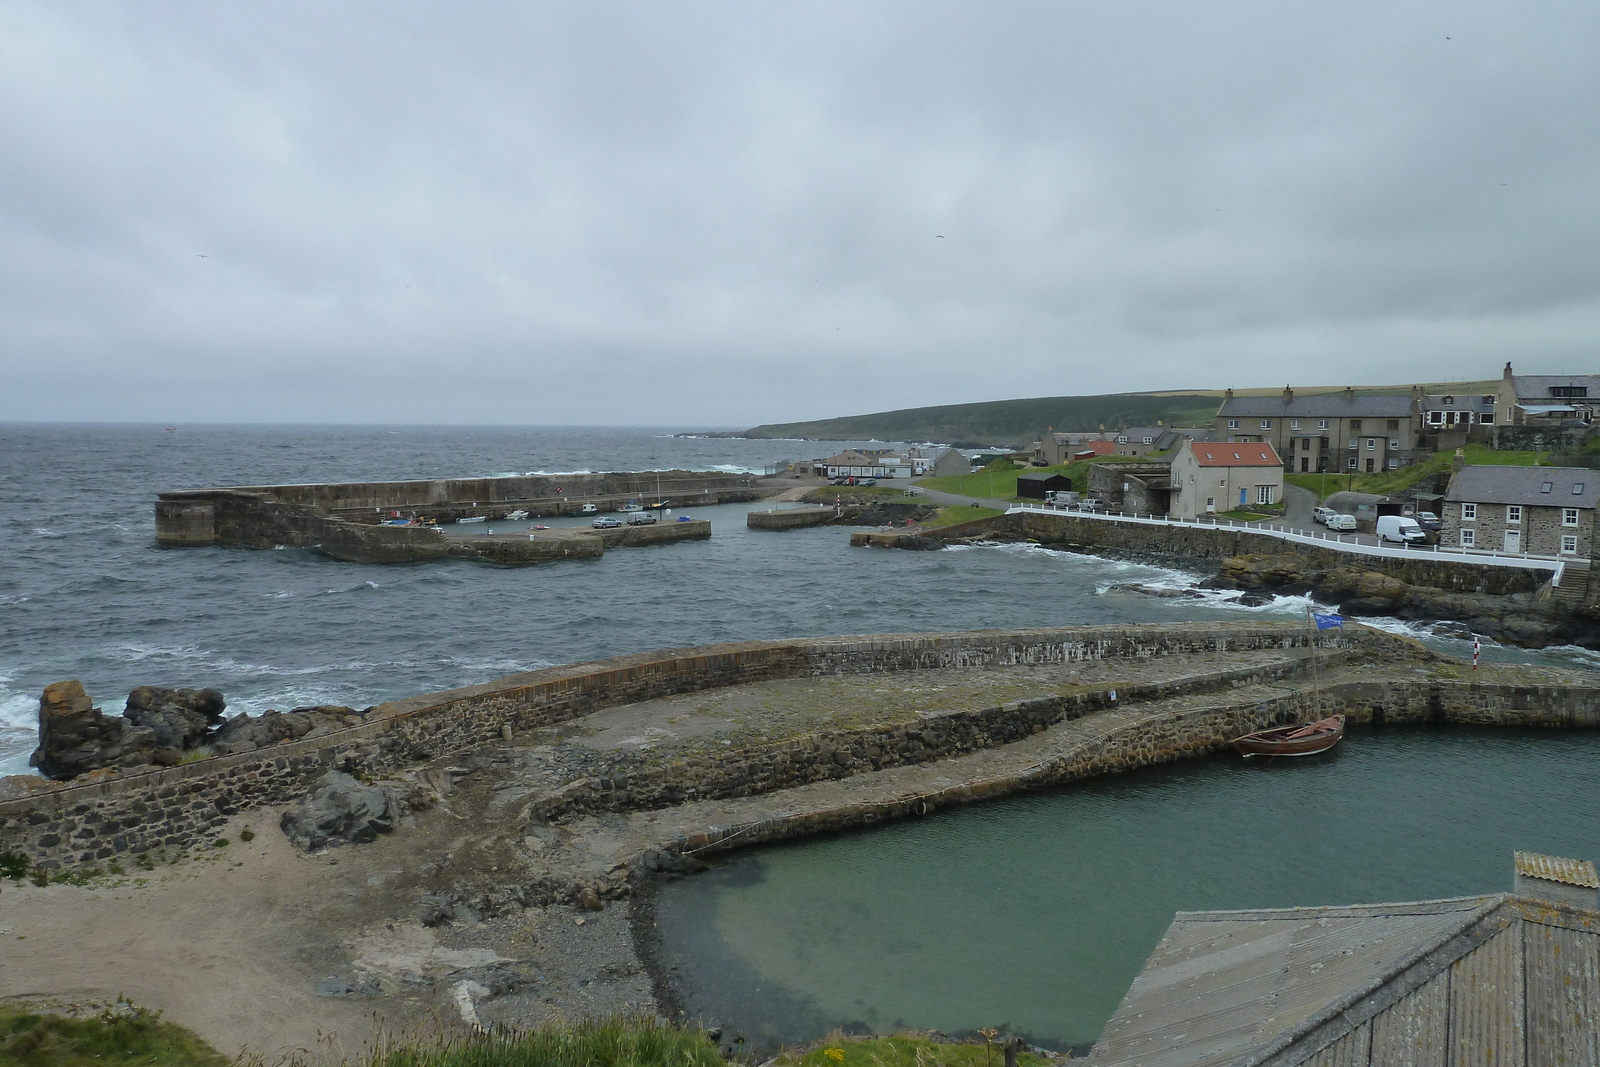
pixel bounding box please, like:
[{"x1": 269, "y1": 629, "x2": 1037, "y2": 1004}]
[{"x1": 740, "y1": 392, "x2": 1220, "y2": 446}]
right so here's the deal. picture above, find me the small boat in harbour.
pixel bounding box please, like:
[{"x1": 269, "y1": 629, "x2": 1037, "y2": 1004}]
[
  {"x1": 1231, "y1": 715, "x2": 1345, "y2": 757},
  {"x1": 580, "y1": 503, "x2": 598, "y2": 514},
  {"x1": 618, "y1": 502, "x2": 644, "y2": 513},
  {"x1": 505, "y1": 509, "x2": 529, "y2": 521},
  {"x1": 456, "y1": 515, "x2": 486, "y2": 524}
]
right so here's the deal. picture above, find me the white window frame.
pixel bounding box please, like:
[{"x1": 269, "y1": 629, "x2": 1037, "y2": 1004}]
[
  {"x1": 1389, "y1": 438, "x2": 1399, "y2": 449},
  {"x1": 1563, "y1": 507, "x2": 1580, "y2": 526},
  {"x1": 1260, "y1": 419, "x2": 1272, "y2": 429},
  {"x1": 1386, "y1": 458, "x2": 1398, "y2": 470},
  {"x1": 1227, "y1": 419, "x2": 1238, "y2": 429},
  {"x1": 1428, "y1": 411, "x2": 1443, "y2": 425},
  {"x1": 1561, "y1": 534, "x2": 1578, "y2": 554},
  {"x1": 1366, "y1": 439, "x2": 1377, "y2": 450},
  {"x1": 1480, "y1": 413, "x2": 1494, "y2": 424},
  {"x1": 1317, "y1": 419, "x2": 1329, "y2": 430},
  {"x1": 1506, "y1": 505, "x2": 1522, "y2": 524},
  {"x1": 1256, "y1": 485, "x2": 1273, "y2": 505},
  {"x1": 1462, "y1": 503, "x2": 1477, "y2": 521},
  {"x1": 1348, "y1": 439, "x2": 1358, "y2": 450},
  {"x1": 1347, "y1": 457, "x2": 1358, "y2": 470},
  {"x1": 1290, "y1": 419, "x2": 1301, "y2": 429},
  {"x1": 1460, "y1": 528, "x2": 1476, "y2": 547}
]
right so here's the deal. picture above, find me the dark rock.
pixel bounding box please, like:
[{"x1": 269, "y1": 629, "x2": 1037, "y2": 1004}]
[
  {"x1": 280, "y1": 770, "x2": 394, "y2": 851},
  {"x1": 30, "y1": 681, "x2": 160, "y2": 779},
  {"x1": 212, "y1": 705, "x2": 360, "y2": 754},
  {"x1": 124, "y1": 686, "x2": 227, "y2": 749},
  {"x1": 315, "y1": 976, "x2": 355, "y2": 997},
  {"x1": 1234, "y1": 592, "x2": 1276, "y2": 607}
]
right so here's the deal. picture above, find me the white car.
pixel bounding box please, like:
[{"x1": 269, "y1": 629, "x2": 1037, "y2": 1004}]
[
  {"x1": 1312, "y1": 506, "x2": 1337, "y2": 526},
  {"x1": 1326, "y1": 514, "x2": 1357, "y2": 531}
]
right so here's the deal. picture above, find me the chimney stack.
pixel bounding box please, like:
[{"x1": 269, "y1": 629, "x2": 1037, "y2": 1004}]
[
  {"x1": 1282, "y1": 385, "x2": 1294, "y2": 403},
  {"x1": 1453, "y1": 447, "x2": 1466, "y2": 473},
  {"x1": 1225, "y1": 388, "x2": 1235, "y2": 400},
  {"x1": 1343, "y1": 386, "x2": 1354, "y2": 400},
  {"x1": 1514, "y1": 851, "x2": 1599, "y2": 909}
]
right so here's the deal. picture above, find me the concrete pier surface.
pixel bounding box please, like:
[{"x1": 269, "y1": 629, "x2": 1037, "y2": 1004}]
[{"x1": 4, "y1": 622, "x2": 1597, "y2": 1058}]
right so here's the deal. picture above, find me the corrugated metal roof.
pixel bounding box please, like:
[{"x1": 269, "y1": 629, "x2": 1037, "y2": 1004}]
[
  {"x1": 1515, "y1": 851, "x2": 1600, "y2": 888},
  {"x1": 1089, "y1": 894, "x2": 1600, "y2": 1067}
]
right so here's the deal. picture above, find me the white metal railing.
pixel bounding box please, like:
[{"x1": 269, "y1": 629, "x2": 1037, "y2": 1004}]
[{"x1": 1005, "y1": 504, "x2": 1582, "y2": 576}]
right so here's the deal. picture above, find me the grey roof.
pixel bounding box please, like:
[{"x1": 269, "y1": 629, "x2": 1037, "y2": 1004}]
[
  {"x1": 1088, "y1": 894, "x2": 1600, "y2": 1067},
  {"x1": 1511, "y1": 374, "x2": 1600, "y2": 400},
  {"x1": 1217, "y1": 394, "x2": 1414, "y2": 419},
  {"x1": 1016, "y1": 471, "x2": 1072, "y2": 483},
  {"x1": 1444, "y1": 465, "x2": 1598, "y2": 508},
  {"x1": 1420, "y1": 393, "x2": 1495, "y2": 413}
]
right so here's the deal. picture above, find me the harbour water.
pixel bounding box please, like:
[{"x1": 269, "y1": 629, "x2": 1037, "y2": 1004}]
[
  {"x1": 4, "y1": 423, "x2": 1598, "y2": 1052},
  {"x1": 651, "y1": 726, "x2": 1600, "y2": 1052}
]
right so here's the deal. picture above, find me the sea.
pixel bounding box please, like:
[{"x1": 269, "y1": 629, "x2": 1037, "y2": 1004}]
[{"x1": 4, "y1": 422, "x2": 1598, "y2": 1050}]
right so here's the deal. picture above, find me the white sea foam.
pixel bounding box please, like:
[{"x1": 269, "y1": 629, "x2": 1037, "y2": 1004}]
[
  {"x1": 0, "y1": 676, "x2": 39, "y2": 776},
  {"x1": 523, "y1": 469, "x2": 595, "y2": 477},
  {"x1": 32, "y1": 528, "x2": 63, "y2": 538}
]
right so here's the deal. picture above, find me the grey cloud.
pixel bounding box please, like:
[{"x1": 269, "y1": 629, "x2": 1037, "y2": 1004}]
[{"x1": 1, "y1": 0, "x2": 1596, "y2": 425}]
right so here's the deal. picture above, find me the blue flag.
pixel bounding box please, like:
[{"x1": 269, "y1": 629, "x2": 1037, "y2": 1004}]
[{"x1": 1313, "y1": 612, "x2": 1344, "y2": 630}]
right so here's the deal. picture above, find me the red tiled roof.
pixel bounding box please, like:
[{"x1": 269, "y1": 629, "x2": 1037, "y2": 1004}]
[{"x1": 1188, "y1": 442, "x2": 1281, "y2": 467}]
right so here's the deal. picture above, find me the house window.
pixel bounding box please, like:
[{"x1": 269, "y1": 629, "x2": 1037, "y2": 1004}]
[
  {"x1": 1257, "y1": 485, "x2": 1273, "y2": 505},
  {"x1": 1443, "y1": 396, "x2": 1455, "y2": 405},
  {"x1": 1386, "y1": 458, "x2": 1398, "y2": 470},
  {"x1": 1350, "y1": 420, "x2": 1363, "y2": 431},
  {"x1": 1480, "y1": 413, "x2": 1494, "y2": 424},
  {"x1": 1142, "y1": 436, "x2": 1153, "y2": 444},
  {"x1": 1387, "y1": 420, "x2": 1400, "y2": 430},
  {"x1": 1551, "y1": 385, "x2": 1589, "y2": 398},
  {"x1": 1389, "y1": 439, "x2": 1399, "y2": 449},
  {"x1": 1260, "y1": 419, "x2": 1272, "y2": 429},
  {"x1": 1506, "y1": 505, "x2": 1522, "y2": 524},
  {"x1": 1574, "y1": 483, "x2": 1586, "y2": 494},
  {"x1": 1366, "y1": 439, "x2": 1376, "y2": 450},
  {"x1": 1460, "y1": 528, "x2": 1476, "y2": 547},
  {"x1": 1462, "y1": 503, "x2": 1477, "y2": 520},
  {"x1": 1117, "y1": 436, "x2": 1128, "y2": 443},
  {"x1": 1348, "y1": 439, "x2": 1358, "y2": 450},
  {"x1": 1290, "y1": 420, "x2": 1301, "y2": 429},
  {"x1": 1347, "y1": 457, "x2": 1358, "y2": 470},
  {"x1": 1227, "y1": 419, "x2": 1238, "y2": 429},
  {"x1": 1563, "y1": 508, "x2": 1579, "y2": 526},
  {"x1": 1562, "y1": 535, "x2": 1578, "y2": 554},
  {"x1": 1317, "y1": 419, "x2": 1329, "y2": 429},
  {"x1": 1428, "y1": 411, "x2": 1443, "y2": 425},
  {"x1": 1541, "y1": 482, "x2": 1554, "y2": 494}
]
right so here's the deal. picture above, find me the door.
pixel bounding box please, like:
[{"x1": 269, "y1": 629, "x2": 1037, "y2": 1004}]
[
  {"x1": 1503, "y1": 529, "x2": 1521, "y2": 553},
  {"x1": 1365, "y1": 458, "x2": 1375, "y2": 473},
  {"x1": 1206, "y1": 497, "x2": 1215, "y2": 513},
  {"x1": 1239, "y1": 488, "x2": 1247, "y2": 507}
]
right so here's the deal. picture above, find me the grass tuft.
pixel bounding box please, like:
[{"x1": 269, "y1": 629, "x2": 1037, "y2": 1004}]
[
  {"x1": 772, "y1": 1033, "x2": 1055, "y2": 1067},
  {"x1": 0, "y1": 1002, "x2": 228, "y2": 1067},
  {"x1": 359, "y1": 1015, "x2": 724, "y2": 1067}
]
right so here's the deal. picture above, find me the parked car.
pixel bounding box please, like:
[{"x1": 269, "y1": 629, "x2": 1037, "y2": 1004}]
[
  {"x1": 1414, "y1": 511, "x2": 1442, "y2": 531},
  {"x1": 591, "y1": 516, "x2": 623, "y2": 529},
  {"x1": 1326, "y1": 514, "x2": 1357, "y2": 531},
  {"x1": 1376, "y1": 515, "x2": 1427, "y2": 544},
  {"x1": 1312, "y1": 506, "x2": 1337, "y2": 526},
  {"x1": 859, "y1": 478, "x2": 877, "y2": 486}
]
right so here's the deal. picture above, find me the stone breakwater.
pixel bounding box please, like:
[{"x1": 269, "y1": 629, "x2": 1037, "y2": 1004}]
[
  {"x1": 5, "y1": 622, "x2": 1598, "y2": 876},
  {"x1": 0, "y1": 623, "x2": 1378, "y2": 871},
  {"x1": 854, "y1": 511, "x2": 1600, "y2": 647}
]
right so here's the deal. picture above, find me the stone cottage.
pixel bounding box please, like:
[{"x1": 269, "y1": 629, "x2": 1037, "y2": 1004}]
[{"x1": 1442, "y1": 464, "x2": 1597, "y2": 557}]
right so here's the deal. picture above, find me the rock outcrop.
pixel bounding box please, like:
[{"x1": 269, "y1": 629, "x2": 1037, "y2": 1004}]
[
  {"x1": 30, "y1": 681, "x2": 161, "y2": 778},
  {"x1": 123, "y1": 686, "x2": 227, "y2": 750},
  {"x1": 211, "y1": 705, "x2": 362, "y2": 754},
  {"x1": 279, "y1": 770, "x2": 395, "y2": 850}
]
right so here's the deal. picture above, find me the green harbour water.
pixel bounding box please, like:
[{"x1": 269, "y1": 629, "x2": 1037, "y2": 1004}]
[{"x1": 652, "y1": 725, "x2": 1600, "y2": 1052}]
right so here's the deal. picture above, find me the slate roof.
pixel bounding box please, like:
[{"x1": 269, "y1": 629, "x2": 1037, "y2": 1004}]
[
  {"x1": 1217, "y1": 394, "x2": 1414, "y2": 419},
  {"x1": 1187, "y1": 443, "x2": 1281, "y2": 467},
  {"x1": 1510, "y1": 374, "x2": 1600, "y2": 400},
  {"x1": 1420, "y1": 393, "x2": 1495, "y2": 414},
  {"x1": 1088, "y1": 894, "x2": 1600, "y2": 1067},
  {"x1": 1444, "y1": 465, "x2": 1599, "y2": 508}
]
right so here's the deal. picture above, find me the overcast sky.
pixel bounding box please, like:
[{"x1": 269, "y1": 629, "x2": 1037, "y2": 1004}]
[{"x1": 2, "y1": 1, "x2": 1596, "y2": 426}]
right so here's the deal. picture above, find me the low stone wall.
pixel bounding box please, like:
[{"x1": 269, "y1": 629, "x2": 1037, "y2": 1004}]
[
  {"x1": 665, "y1": 675, "x2": 1600, "y2": 859},
  {"x1": 749, "y1": 508, "x2": 836, "y2": 530},
  {"x1": 1, "y1": 623, "x2": 1374, "y2": 870}
]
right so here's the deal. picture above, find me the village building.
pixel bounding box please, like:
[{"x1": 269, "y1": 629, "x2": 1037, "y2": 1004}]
[
  {"x1": 929, "y1": 447, "x2": 971, "y2": 478},
  {"x1": 1088, "y1": 853, "x2": 1600, "y2": 1067},
  {"x1": 1086, "y1": 461, "x2": 1172, "y2": 513},
  {"x1": 1168, "y1": 441, "x2": 1283, "y2": 520},
  {"x1": 1417, "y1": 389, "x2": 1497, "y2": 453},
  {"x1": 1215, "y1": 386, "x2": 1422, "y2": 475},
  {"x1": 1015, "y1": 471, "x2": 1074, "y2": 500},
  {"x1": 819, "y1": 450, "x2": 911, "y2": 480},
  {"x1": 1493, "y1": 361, "x2": 1600, "y2": 426},
  {"x1": 1441, "y1": 464, "x2": 1597, "y2": 557},
  {"x1": 1033, "y1": 430, "x2": 1115, "y2": 466}
]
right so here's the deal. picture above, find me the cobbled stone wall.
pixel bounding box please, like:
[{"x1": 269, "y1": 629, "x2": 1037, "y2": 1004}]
[{"x1": 0, "y1": 622, "x2": 1575, "y2": 871}]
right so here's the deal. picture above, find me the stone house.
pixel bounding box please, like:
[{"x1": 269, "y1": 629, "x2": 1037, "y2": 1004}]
[
  {"x1": 1216, "y1": 386, "x2": 1422, "y2": 475},
  {"x1": 1493, "y1": 361, "x2": 1600, "y2": 426},
  {"x1": 1417, "y1": 390, "x2": 1496, "y2": 451},
  {"x1": 929, "y1": 447, "x2": 971, "y2": 478},
  {"x1": 1168, "y1": 441, "x2": 1284, "y2": 520},
  {"x1": 1086, "y1": 461, "x2": 1172, "y2": 513},
  {"x1": 1442, "y1": 464, "x2": 1597, "y2": 557}
]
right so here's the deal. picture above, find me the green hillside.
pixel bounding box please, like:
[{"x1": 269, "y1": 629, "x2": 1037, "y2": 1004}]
[{"x1": 743, "y1": 393, "x2": 1219, "y2": 446}]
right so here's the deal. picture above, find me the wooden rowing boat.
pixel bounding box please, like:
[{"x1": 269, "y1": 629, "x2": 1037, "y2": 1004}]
[{"x1": 1231, "y1": 715, "x2": 1345, "y2": 757}]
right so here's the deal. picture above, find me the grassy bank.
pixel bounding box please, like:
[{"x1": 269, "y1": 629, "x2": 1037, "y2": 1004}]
[
  {"x1": 0, "y1": 1003, "x2": 227, "y2": 1067},
  {"x1": 773, "y1": 1033, "x2": 1054, "y2": 1067},
  {"x1": 1285, "y1": 443, "x2": 1551, "y2": 501}
]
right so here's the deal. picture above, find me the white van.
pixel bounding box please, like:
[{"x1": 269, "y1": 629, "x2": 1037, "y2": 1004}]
[
  {"x1": 1376, "y1": 515, "x2": 1427, "y2": 545},
  {"x1": 1327, "y1": 513, "x2": 1357, "y2": 531},
  {"x1": 1045, "y1": 490, "x2": 1080, "y2": 506}
]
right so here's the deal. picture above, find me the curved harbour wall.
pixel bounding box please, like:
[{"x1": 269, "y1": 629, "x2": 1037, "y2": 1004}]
[{"x1": 2, "y1": 623, "x2": 1595, "y2": 872}]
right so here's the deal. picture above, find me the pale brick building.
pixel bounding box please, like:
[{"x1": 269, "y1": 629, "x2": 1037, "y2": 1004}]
[
  {"x1": 1215, "y1": 386, "x2": 1422, "y2": 475},
  {"x1": 1169, "y1": 441, "x2": 1283, "y2": 520},
  {"x1": 1442, "y1": 465, "x2": 1598, "y2": 557}
]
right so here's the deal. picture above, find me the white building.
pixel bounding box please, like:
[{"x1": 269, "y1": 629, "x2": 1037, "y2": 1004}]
[{"x1": 1168, "y1": 441, "x2": 1284, "y2": 519}]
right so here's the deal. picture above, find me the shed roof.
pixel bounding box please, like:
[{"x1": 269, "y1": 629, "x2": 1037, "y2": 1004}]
[
  {"x1": 1089, "y1": 894, "x2": 1600, "y2": 1067},
  {"x1": 1187, "y1": 443, "x2": 1282, "y2": 468},
  {"x1": 1217, "y1": 394, "x2": 1414, "y2": 419},
  {"x1": 1444, "y1": 465, "x2": 1599, "y2": 508}
]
